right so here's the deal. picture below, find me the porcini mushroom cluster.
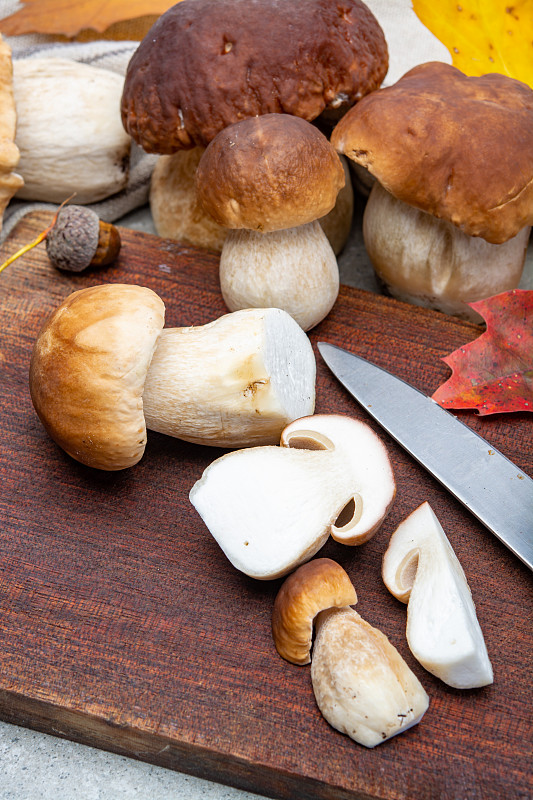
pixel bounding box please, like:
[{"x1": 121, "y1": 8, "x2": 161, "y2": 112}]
[
  {"x1": 29, "y1": 284, "x2": 316, "y2": 470},
  {"x1": 121, "y1": 0, "x2": 388, "y2": 255},
  {"x1": 189, "y1": 414, "x2": 396, "y2": 579},
  {"x1": 272, "y1": 558, "x2": 430, "y2": 748},
  {"x1": 332, "y1": 62, "x2": 533, "y2": 321},
  {"x1": 195, "y1": 114, "x2": 346, "y2": 330}
]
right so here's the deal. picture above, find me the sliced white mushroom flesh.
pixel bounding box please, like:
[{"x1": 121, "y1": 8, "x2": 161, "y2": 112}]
[
  {"x1": 189, "y1": 414, "x2": 395, "y2": 579},
  {"x1": 189, "y1": 443, "x2": 357, "y2": 580},
  {"x1": 281, "y1": 414, "x2": 396, "y2": 544},
  {"x1": 143, "y1": 307, "x2": 316, "y2": 448},
  {"x1": 382, "y1": 501, "x2": 493, "y2": 689},
  {"x1": 311, "y1": 606, "x2": 429, "y2": 748}
]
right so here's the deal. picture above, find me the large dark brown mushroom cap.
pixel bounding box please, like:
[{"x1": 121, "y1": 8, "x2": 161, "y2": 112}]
[
  {"x1": 195, "y1": 114, "x2": 345, "y2": 232},
  {"x1": 121, "y1": 0, "x2": 388, "y2": 153},
  {"x1": 331, "y1": 61, "x2": 533, "y2": 244}
]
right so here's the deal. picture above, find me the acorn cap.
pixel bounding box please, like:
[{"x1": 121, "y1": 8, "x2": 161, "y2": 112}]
[
  {"x1": 331, "y1": 62, "x2": 533, "y2": 244},
  {"x1": 121, "y1": 0, "x2": 388, "y2": 153},
  {"x1": 195, "y1": 114, "x2": 345, "y2": 232},
  {"x1": 29, "y1": 284, "x2": 165, "y2": 470}
]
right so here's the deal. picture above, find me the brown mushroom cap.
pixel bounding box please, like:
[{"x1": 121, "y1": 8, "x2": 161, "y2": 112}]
[
  {"x1": 272, "y1": 558, "x2": 357, "y2": 665},
  {"x1": 331, "y1": 61, "x2": 533, "y2": 243},
  {"x1": 29, "y1": 284, "x2": 165, "y2": 471},
  {"x1": 195, "y1": 114, "x2": 345, "y2": 232},
  {"x1": 121, "y1": 0, "x2": 388, "y2": 153}
]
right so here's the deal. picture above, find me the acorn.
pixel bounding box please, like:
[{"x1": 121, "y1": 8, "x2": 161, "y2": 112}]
[{"x1": 46, "y1": 205, "x2": 121, "y2": 272}]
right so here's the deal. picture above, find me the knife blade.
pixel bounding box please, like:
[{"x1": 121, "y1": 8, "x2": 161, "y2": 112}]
[{"x1": 317, "y1": 341, "x2": 533, "y2": 571}]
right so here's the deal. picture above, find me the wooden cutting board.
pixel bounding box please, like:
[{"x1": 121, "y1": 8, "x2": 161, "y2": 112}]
[{"x1": 0, "y1": 211, "x2": 531, "y2": 800}]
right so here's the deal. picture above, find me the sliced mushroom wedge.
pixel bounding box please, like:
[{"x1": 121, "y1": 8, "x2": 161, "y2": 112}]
[
  {"x1": 382, "y1": 502, "x2": 493, "y2": 689},
  {"x1": 190, "y1": 414, "x2": 395, "y2": 579}
]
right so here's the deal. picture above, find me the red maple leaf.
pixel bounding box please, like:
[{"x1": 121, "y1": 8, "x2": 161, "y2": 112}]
[{"x1": 432, "y1": 289, "x2": 533, "y2": 415}]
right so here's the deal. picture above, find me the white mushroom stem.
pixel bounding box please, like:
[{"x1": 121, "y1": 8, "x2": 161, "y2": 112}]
[
  {"x1": 382, "y1": 502, "x2": 493, "y2": 689},
  {"x1": 363, "y1": 182, "x2": 530, "y2": 322},
  {"x1": 189, "y1": 414, "x2": 395, "y2": 579},
  {"x1": 311, "y1": 606, "x2": 429, "y2": 748},
  {"x1": 142, "y1": 307, "x2": 316, "y2": 448},
  {"x1": 219, "y1": 220, "x2": 340, "y2": 331},
  {"x1": 12, "y1": 58, "x2": 131, "y2": 204}
]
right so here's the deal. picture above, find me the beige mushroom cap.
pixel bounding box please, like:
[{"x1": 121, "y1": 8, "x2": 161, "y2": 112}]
[
  {"x1": 272, "y1": 558, "x2": 357, "y2": 665},
  {"x1": 331, "y1": 62, "x2": 533, "y2": 244},
  {"x1": 195, "y1": 114, "x2": 345, "y2": 233},
  {"x1": 29, "y1": 284, "x2": 165, "y2": 471}
]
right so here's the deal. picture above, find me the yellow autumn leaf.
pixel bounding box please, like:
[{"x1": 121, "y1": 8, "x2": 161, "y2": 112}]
[{"x1": 412, "y1": 0, "x2": 533, "y2": 87}]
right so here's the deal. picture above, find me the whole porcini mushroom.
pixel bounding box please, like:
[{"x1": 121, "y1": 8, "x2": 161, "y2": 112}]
[
  {"x1": 272, "y1": 558, "x2": 358, "y2": 665},
  {"x1": 331, "y1": 62, "x2": 533, "y2": 321},
  {"x1": 121, "y1": 0, "x2": 388, "y2": 153},
  {"x1": 0, "y1": 36, "x2": 24, "y2": 231},
  {"x1": 46, "y1": 206, "x2": 121, "y2": 272},
  {"x1": 29, "y1": 284, "x2": 316, "y2": 470},
  {"x1": 311, "y1": 605, "x2": 429, "y2": 748},
  {"x1": 13, "y1": 58, "x2": 131, "y2": 204},
  {"x1": 382, "y1": 502, "x2": 493, "y2": 689},
  {"x1": 196, "y1": 114, "x2": 345, "y2": 330},
  {"x1": 189, "y1": 414, "x2": 395, "y2": 579}
]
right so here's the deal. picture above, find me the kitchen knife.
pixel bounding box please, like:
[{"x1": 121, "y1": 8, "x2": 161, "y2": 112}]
[{"x1": 317, "y1": 341, "x2": 533, "y2": 572}]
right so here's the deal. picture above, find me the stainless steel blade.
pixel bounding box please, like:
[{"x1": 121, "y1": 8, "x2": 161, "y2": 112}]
[{"x1": 318, "y1": 342, "x2": 533, "y2": 571}]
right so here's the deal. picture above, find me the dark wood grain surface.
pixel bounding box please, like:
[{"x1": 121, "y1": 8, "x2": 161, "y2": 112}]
[{"x1": 0, "y1": 212, "x2": 531, "y2": 800}]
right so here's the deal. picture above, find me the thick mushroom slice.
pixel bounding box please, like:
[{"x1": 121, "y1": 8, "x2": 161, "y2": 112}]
[
  {"x1": 382, "y1": 502, "x2": 493, "y2": 689},
  {"x1": 189, "y1": 443, "x2": 357, "y2": 580},
  {"x1": 272, "y1": 558, "x2": 358, "y2": 665},
  {"x1": 281, "y1": 414, "x2": 396, "y2": 544},
  {"x1": 189, "y1": 414, "x2": 395, "y2": 579},
  {"x1": 311, "y1": 606, "x2": 429, "y2": 748}
]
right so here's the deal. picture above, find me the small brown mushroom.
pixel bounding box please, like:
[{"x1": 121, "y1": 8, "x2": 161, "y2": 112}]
[
  {"x1": 196, "y1": 114, "x2": 345, "y2": 330},
  {"x1": 46, "y1": 206, "x2": 121, "y2": 272},
  {"x1": 331, "y1": 62, "x2": 533, "y2": 321},
  {"x1": 272, "y1": 558, "x2": 357, "y2": 665}
]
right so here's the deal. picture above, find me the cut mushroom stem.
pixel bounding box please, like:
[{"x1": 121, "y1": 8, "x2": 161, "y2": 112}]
[
  {"x1": 382, "y1": 502, "x2": 493, "y2": 689},
  {"x1": 311, "y1": 606, "x2": 429, "y2": 748},
  {"x1": 272, "y1": 558, "x2": 358, "y2": 665},
  {"x1": 143, "y1": 307, "x2": 316, "y2": 447},
  {"x1": 189, "y1": 414, "x2": 395, "y2": 579},
  {"x1": 29, "y1": 285, "x2": 316, "y2": 470}
]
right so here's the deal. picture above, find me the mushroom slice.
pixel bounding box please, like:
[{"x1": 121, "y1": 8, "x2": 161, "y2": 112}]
[
  {"x1": 382, "y1": 502, "x2": 493, "y2": 689},
  {"x1": 272, "y1": 558, "x2": 357, "y2": 665},
  {"x1": 189, "y1": 443, "x2": 356, "y2": 580},
  {"x1": 311, "y1": 606, "x2": 429, "y2": 748},
  {"x1": 281, "y1": 415, "x2": 396, "y2": 544}
]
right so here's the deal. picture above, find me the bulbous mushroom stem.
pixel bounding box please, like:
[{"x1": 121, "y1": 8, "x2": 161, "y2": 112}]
[
  {"x1": 363, "y1": 182, "x2": 530, "y2": 322},
  {"x1": 219, "y1": 221, "x2": 340, "y2": 331},
  {"x1": 142, "y1": 307, "x2": 316, "y2": 448}
]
